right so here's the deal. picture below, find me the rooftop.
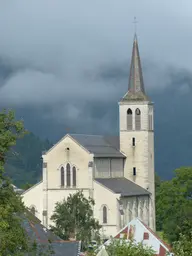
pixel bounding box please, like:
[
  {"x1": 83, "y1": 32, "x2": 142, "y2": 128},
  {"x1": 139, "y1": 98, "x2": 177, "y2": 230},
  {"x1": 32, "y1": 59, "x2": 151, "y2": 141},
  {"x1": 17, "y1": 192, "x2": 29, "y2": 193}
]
[
  {"x1": 22, "y1": 212, "x2": 81, "y2": 256},
  {"x1": 95, "y1": 177, "x2": 150, "y2": 196},
  {"x1": 70, "y1": 134, "x2": 125, "y2": 158}
]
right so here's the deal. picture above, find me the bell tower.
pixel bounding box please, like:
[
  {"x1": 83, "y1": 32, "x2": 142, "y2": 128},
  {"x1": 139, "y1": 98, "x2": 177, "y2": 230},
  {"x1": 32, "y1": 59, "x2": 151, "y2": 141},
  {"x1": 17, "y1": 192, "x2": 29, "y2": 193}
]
[{"x1": 119, "y1": 34, "x2": 156, "y2": 230}]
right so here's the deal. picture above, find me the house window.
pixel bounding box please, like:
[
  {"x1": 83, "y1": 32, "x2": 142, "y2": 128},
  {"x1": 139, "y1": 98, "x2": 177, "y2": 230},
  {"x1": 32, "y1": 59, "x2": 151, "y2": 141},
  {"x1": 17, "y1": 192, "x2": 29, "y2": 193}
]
[
  {"x1": 133, "y1": 167, "x2": 136, "y2": 176},
  {"x1": 143, "y1": 232, "x2": 149, "y2": 240},
  {"x1": 132, "y1": 137, "x2": 135, "y2": 146},
  {"x1": 61, "y1": 166, "x2": 65, "y2": 187},
  {"x1": 103, "y1": 206, "x2": 107, "y2": 224},
  {"x1": 135, "y1": 108, "x2": 141, "y2": 130},
  {"x1": 127, "y1": 108, "x2": 133, "y2": 130},
  {"x1": 66, "y1": 163, "x2": 71, "y2": 187},
  {"x1": 73, "y1": 167, "x2": 76, "y2": 187}
]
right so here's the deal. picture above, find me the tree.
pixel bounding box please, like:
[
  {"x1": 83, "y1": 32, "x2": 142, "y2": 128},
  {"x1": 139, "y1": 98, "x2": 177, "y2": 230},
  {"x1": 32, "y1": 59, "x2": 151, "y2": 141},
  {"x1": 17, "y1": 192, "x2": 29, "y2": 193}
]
[
  {"x1": 172, "y1": 232, "x2": 192, "y2": 256},
  {"x1": 0, "y1": 109, "x2": 52, "y2": 255},
  {"x1": 50, "y1": 191, "x2": 101, "y2": 247},
  {"x1": 105, "y1": 239, "x2": 155, "y2": 256},
  {"x1": 156, "y1": 167, "x2": 192, "y2": 243},
  {"x1": 21, "y1": 182, "x2": 34, "y2": 190}
]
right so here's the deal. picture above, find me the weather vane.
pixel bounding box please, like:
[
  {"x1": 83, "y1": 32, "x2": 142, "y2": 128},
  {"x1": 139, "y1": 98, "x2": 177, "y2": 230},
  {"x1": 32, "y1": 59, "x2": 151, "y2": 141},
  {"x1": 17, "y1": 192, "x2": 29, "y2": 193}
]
[{"x1": 133, "y1": 16, "x2": 138, "y2": 34}]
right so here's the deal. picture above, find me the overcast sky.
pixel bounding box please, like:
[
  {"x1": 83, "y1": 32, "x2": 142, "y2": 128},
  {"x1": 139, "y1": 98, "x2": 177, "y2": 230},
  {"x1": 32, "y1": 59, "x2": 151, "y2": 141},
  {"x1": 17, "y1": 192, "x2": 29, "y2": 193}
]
[{"x1": 0, "y1": 0, "x2": 191, "y2": 132}]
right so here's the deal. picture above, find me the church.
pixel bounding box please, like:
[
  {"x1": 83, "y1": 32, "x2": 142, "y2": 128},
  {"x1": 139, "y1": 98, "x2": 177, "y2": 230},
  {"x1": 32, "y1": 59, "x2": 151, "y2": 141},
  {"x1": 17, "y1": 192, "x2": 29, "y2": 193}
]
[{"x1": 22, "y1": 33, "x2": 156, "y2": 238}]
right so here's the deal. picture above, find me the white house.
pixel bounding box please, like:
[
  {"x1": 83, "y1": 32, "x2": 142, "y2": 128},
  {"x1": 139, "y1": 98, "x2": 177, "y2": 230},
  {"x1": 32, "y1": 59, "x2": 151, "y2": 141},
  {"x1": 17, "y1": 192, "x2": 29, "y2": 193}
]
[
  {"x1": 22, "y1": 33, "x2": 156, "y2": 238},
  {"x1": 97, "y1": 218, "x2": 172, "y2": 256}
]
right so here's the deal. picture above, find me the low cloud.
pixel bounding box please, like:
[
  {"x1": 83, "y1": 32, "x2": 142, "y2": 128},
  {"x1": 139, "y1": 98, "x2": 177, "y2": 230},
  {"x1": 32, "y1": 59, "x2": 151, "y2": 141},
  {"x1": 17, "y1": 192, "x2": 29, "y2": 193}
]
[{"x1": 0, "y1": 0, "x2": 192, "y2": 136}]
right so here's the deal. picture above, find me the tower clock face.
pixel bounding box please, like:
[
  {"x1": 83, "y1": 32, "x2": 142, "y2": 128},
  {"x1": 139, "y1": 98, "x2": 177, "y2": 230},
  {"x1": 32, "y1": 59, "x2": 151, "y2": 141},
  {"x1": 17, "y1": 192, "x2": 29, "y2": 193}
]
[{"x1": 136, "y1": 108, "x2": 140, "y2": 115}]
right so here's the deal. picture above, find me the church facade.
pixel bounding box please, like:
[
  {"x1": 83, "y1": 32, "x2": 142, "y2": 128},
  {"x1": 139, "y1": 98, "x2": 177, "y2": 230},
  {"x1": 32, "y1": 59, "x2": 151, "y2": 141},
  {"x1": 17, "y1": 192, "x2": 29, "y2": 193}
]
[{"x1": 22, "y1": 34, "x2": 156, "y2": 238}]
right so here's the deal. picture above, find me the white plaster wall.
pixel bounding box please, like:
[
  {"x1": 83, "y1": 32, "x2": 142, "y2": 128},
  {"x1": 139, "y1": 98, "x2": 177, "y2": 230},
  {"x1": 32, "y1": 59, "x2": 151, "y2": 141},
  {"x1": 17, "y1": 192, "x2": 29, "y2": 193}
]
[
  {"x1": 111, "y1": 158, "x2": 124, "y2": 177},
  {"x1": 120, "y1": 131, "x2": 151, "y2": 189},
  {"x1": 127, "y1": 219, "x2": 169, "y2": 255},
  {"x1": 93, "y1": 180, "x2": 120, "y2": 238},
  {"x1": 94, "y1": 158, "x2": 124, "y2": 178},
  {"x1": 22, "y1": 181, "x2": 43, "y2": 222},
  {"x1": 94, "y1": 158, "x2": 110, "y2": 177},
  {"x1": 43, "y1": 135, "x2": 93, "y2": 189}
]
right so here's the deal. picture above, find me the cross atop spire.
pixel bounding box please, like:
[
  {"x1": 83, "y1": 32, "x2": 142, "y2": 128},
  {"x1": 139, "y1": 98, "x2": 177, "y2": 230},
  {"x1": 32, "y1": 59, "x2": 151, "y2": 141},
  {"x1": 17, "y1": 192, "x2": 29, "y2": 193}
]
[{"x1": 121, "y1": 33, "x2": 150, "y2": 102}]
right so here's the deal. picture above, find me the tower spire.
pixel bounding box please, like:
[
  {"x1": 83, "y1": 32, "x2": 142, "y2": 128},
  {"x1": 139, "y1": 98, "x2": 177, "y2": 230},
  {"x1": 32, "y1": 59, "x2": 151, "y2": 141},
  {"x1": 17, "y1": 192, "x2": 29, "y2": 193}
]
[{"x1": 122, "y1": 31, "x2": 149, "y2": 101}]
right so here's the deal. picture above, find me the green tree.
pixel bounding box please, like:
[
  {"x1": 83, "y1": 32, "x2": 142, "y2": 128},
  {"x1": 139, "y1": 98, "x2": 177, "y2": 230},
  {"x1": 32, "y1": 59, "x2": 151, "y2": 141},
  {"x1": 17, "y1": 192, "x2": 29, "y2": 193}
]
[
  {"x1": 155, "y1": 173, "x2": 162, "y2": 191},
  {"x1": 0, "y1": 109, "x2": 30, "y2": 255},
  {"x1": 21, "y1": 182, "x2": 34, "y2": 190},
  {"x1": 172, "y1": 232, "x2": 192, "y2": 256},
  {"x1": 0, "y1": 109, "x2": 52, "y2": 255},
  {"x1": 50, "y1": 191, "x2": 101, "y2": 247},
  {"x1": 156, "y1": 167, "x2": 192, "y2": 243},
  {"x1": 105, "y1": 239, "x2": 155, "y2": 256}
]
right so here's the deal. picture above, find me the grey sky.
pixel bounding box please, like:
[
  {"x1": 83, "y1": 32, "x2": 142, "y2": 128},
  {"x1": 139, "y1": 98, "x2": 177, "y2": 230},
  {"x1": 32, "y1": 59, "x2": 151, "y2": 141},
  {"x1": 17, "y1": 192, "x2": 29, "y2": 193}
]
[{"x1": 0, "y1": 0, "x2": 191, "y2": 124}]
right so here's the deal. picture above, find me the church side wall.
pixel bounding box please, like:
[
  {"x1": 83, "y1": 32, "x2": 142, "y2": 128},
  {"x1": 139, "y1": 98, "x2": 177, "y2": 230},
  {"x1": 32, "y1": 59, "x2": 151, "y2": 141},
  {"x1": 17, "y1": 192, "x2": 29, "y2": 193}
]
[
  {"x1": 22, "y1": 181, "x2": 43, "y2": 222},
  {"x1": 94, "y1": 158, "x2": 124, "y2": 178},
  {"x1": 121, "y1": 195, "x2": 149, "y2": 227},
  {"x1": 93, "y1": 181, "x2": 120, "y2": 238}
]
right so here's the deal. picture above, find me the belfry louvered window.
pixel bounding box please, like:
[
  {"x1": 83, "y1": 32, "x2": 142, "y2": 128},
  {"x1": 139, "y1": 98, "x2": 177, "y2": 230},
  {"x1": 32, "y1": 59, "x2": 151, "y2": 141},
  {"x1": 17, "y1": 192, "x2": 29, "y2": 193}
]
[
  {"x1": 135, "y1": 108, "x2": 141, "y2": 130},
  {"x1": 127, "y1": 108, "x2": 133, "y2": 130}
]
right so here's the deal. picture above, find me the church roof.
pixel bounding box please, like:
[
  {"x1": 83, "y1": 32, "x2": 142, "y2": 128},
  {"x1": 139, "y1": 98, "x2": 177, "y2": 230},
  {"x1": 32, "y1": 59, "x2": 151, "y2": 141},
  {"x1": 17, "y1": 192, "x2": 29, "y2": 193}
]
[
  {"x1": 22, "y1": 213, "x2": 81, "y2": 256},
  {"x1": 95, "y1": 177, "x2": 150, "y2": 196},
  {"x1": 70, "y1": 134, "x2": 125, "y2": 158},
  {"x1": 121, "y1": 34, "x2": 150, "y2": 102}
]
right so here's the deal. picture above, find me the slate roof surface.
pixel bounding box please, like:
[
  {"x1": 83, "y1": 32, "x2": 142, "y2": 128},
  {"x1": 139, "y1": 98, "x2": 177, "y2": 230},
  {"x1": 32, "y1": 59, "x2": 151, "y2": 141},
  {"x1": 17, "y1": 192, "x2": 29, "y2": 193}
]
[
  {"x1": 70, "y1": 134, "x2": 125, "y2": 158},
  {"x1": 95, "y1": 177, "x2": 150, "y2": 196},
  {"x1": 22, "y1": 214, "x2": 81, "y2": 256},
  {"x1": 121, "y1": 34, "x2": 150, "y2": 102}
]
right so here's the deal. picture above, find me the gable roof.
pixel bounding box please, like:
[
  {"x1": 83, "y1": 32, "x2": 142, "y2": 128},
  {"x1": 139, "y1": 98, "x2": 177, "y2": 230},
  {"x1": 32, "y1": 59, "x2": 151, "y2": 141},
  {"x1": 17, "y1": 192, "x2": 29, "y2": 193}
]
[
  {"x1": 95, "y1": 178, "x2": 150, "y2": 196},
  {"x1": 69, "y1": 134, "x2": 125, "y2": 158},
  {"x1": 22, "y1": 213, "x2": 81, "y2": 256},
  {"x1": 102, "y1": 218, "x2": 171, "y2": 256},
  {"x1": 139, "y1": 219, "x2": 172, "y2": 252}
]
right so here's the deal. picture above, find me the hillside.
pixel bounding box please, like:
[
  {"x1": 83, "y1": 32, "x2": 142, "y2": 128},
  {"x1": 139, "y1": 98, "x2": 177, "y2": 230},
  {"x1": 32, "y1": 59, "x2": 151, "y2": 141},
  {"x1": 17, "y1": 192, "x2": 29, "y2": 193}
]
[{"x1": 5, "y1": 133, "x2": 52, "y2": 187}]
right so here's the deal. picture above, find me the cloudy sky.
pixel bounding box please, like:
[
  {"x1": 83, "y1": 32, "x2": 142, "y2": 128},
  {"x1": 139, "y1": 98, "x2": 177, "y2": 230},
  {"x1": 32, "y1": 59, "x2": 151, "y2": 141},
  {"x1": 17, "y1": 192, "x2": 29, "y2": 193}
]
[{"x1": 0, "y1": 0, "x2": 192, "y2": 140}]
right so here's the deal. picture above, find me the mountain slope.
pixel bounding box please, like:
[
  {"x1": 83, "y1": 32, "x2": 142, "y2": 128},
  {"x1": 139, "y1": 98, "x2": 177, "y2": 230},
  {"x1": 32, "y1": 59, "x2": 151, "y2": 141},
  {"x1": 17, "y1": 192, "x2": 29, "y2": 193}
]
[{"x1": 5, "y1": 133, "x2": 52, "y2": 186}]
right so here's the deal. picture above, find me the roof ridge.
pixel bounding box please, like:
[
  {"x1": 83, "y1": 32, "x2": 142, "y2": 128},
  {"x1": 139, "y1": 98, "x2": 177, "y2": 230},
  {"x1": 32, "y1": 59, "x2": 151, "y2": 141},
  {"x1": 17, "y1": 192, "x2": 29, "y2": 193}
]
[{"x1": 69, "y1": 133, "x2": 103, "y2": 137}]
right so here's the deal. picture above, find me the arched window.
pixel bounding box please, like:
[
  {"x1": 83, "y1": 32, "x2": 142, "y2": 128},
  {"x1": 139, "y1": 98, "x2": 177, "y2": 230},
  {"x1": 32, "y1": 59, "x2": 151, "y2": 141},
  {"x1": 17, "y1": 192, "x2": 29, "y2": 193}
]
[
  {"x1": 127, "y1": 108, "x2": 133, "y2": 130},
  {"x1": 61, "y1": 167, "x2": 65, "y2": 187},
  {"x1": 103, "y1": 206, "x2": 107, "y2": 224},
  {"x1": 72, "y1": 167, "x2": 76, "y2": 187},
  {"x1": 135, "y1": 108, "x2": 141, "y2": 130},
  {"x1": 66, "y1": 163, "x2": 71, "y2": 187}
]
